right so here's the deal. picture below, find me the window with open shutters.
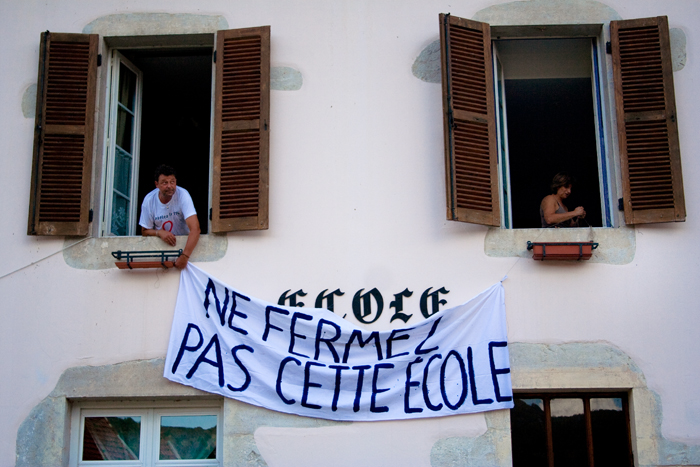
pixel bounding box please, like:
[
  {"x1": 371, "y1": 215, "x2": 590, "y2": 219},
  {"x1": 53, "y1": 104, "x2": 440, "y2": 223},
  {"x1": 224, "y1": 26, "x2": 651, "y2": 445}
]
[
  {"x1": 28, "y1": 27, "x2": 270, "y2": 237},
  {"x1": 440, "y1": 14, "x2": 685, "y2": 228}
]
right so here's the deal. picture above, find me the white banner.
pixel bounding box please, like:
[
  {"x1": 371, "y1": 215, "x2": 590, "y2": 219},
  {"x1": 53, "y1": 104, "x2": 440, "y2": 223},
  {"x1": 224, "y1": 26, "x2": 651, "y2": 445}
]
[{"x1": 164, "y1": 265, "x2": 513, "y2": 421}]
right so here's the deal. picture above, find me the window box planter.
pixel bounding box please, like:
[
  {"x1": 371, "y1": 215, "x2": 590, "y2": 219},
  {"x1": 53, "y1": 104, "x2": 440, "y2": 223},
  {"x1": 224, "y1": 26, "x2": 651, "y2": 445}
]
[
  {"x1": 527, "y1": 241, "x2": 598, "y2": 261},
  {"x1": 112, "y1": 249, "x2": 182, "y2": 269}
]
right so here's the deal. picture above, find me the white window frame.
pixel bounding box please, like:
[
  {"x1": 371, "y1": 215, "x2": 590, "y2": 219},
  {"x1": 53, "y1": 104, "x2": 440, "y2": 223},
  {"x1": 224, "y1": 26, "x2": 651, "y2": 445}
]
[
  {"x1": 69, "y1": 401, "x2": 223, "y2": 467},
  {"x1": 101, "y1": 50, "x2": 143, "y2": 237},
  {"x1": 490, "y1": 27, "x2": 616, "y2": 229}
]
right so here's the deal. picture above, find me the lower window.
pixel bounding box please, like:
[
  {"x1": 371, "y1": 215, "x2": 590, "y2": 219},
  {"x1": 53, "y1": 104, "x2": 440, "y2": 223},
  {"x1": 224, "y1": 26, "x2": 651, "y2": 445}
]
[
  {"x1": 510, "y1": 392, "x2": 633, "y2": 467},
  {"x1": 70, "y1": 402, "x2": 221, "y2": 467}
]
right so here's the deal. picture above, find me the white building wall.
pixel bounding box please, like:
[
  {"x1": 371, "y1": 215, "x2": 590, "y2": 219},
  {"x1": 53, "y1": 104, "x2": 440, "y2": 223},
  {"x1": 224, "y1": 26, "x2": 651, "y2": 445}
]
[{"x1": 1, "y1": 0, "x2": 699, "y2": 466}]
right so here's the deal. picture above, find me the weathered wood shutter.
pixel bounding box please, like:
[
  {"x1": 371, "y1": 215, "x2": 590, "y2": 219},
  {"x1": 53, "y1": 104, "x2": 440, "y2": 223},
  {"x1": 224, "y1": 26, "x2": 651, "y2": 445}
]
[
  {"x1": 28, "y1": 32, "x2": 98, "y2": 235},
  {"x1": 439, "y1": 14, "x2": 499, "y2": 226},
  {"x1": 611, "y1": 16, "x2": 685, "y2": 224},
  {"x1": 212, "y1": 26, "x2": 270, "y2": 232}
]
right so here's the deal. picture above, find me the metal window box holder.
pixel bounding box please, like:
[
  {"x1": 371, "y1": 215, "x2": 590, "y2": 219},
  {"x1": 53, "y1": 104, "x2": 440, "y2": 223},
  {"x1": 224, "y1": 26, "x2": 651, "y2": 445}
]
[{"x1": 112, "y1": 250, "x2": 183, "y2": 269}]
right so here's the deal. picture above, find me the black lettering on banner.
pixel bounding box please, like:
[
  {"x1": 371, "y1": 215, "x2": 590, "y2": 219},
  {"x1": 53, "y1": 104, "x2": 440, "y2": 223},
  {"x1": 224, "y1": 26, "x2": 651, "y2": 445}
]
[
  {"x1": 301, "y1": 361, "x2": 326, "y2": 409},
  {"x1": 467, "y1": 346, "x2": 494, "y2": 406},
  {"x1": 186, "y1": 334, "x2": 225, "y2": 388},
  {"x1": 278, "y1": 289, "x2": 307, "y2": 307},
  {"x1": 386, "y1": 327, "x2": 414, "y2": 359},
  {"x1": 489, "y1": 341, "x2": 513, "y2": 402},
  {"x1": 420, "y1": 287, "x2": 450, "y2": 319},
  {"x1": 289, "y1": 311, "x2": 313, "y2": 358},
  {"x1": 343, "y1": 330, "x2": 383, "y2": 363},
  {"x1": 440, "y1": 350, "x2": 469, "y2": 410},
  {"x1": 352, "y1": 288, "x2": 384, "y2": 324},
  {"x1": 227, "y1": 291, "x2": 251, "y2": 335},
  {"x1": 414, "y1": 316, "x2": 442, "y2": 355},
  {"x1": 227, "y1": 345, "x2": 254, "y2": 392},
  {"x1": 328, "y1": 365, "x2": 350, "y2": 411},
  {"x1": 263, "y1": 306, "x2": 289, "y2": 341},
  {"x1": 404, "y1": 357, "x2": 424, "y2": 414},
  {"x1": 203, "y1": 279, "x2": 227, "y2": 323},
  {"x1": 276, "y1": 356, "x2": 301, "y2": 405},
  {"x1": 352, "y1": 365, "x2": 371, "y2": 412},
  {"x1": 314, "y1": 319, "x2": 341, "y2": 363},
  {"x1": 370, "y1": 363, "x2": 394, "y2": 413},
  {"x1": 315, "y1": 289, "x2": 345, "y2": 314},
  {"x1": 423, "y1": 354, "x2": 443, "y2": 411},
  {"x1": 172, "y1": 323, "x2": 203, "y2": 374},
  {"x1": 389, "y1": 288, "x2": 413, "y2": 323}
]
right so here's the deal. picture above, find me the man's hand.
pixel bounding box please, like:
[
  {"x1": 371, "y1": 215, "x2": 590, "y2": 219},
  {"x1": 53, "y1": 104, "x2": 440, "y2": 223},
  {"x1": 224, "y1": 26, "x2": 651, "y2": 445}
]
[
  {"x1": 156, "y1": 229, "x2": 177, "y2": 246},
  {"x1": 174, "y1": 253, "x2": 189, "y2": 269}
]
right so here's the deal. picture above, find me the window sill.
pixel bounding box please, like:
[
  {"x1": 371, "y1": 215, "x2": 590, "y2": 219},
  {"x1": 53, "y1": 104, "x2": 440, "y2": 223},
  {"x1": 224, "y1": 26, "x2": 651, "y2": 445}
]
[
  {"x1": 63, "y1": 234, "x2": 227, "y2": 270},
  {"x1": 484, "y1": 227, "x2": 635, "y2": 265}
]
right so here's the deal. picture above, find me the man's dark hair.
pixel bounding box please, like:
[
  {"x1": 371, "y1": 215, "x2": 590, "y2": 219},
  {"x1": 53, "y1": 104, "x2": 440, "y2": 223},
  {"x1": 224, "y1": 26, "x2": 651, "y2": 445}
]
[
  {"x1": 550, "y1": 172, "x2": 574, "y2": 193},
  {"x1": 154, "y1": 164, "x2": 177, "y2": 181}
]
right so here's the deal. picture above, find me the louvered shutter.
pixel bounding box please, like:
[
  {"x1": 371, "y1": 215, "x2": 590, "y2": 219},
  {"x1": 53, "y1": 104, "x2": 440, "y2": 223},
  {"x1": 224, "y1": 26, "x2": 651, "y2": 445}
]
[
  {"x1": 28, "y1": 32, "x2": 98, "y2": 235},
  {"x1": 611, "y1": 16, "x2": 685, "y2": 224},
  {"x1": 439, "y1": 14, "x2": 499, "y2": 226},
  {"x1": 212, "y1": 26, "x2": 270, "y2": 232}
]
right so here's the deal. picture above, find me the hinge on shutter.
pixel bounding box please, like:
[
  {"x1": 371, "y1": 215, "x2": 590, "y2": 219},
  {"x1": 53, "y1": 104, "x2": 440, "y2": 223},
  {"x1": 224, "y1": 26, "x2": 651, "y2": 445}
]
[
  {"x1": 606, "y1": 42, "x2": 612, "y2": 54},
  {"x1": 618, "y1": 198, "x2": 624, "y2": 211},
  {"x1": 213, "y1": 50, "x2": 216, "y2": 63},
  {"x1": 89, "y1": 209, "x2": 94, "y2": 222},
  {"x1": 209, "y1": 208, "x2": 212, "y2": 220},
  {"x1": 97, "y1": 54, "x2": 102, "y2": 66}
]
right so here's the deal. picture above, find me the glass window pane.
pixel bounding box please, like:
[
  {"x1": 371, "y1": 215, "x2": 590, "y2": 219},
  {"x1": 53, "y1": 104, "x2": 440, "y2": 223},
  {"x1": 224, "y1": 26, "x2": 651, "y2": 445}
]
[
  {"x1": 115, "y1": 107, "x2": 133, "y2": 153},
  {"x1": 551, "y1": 398, "x2": 587, "y2": 467},
  {"x1": 82, "y1": 416, "x2": 140, "y2": 461},
  {"x1": 511, "y1": 398, "x2": 548, "y2": 467},
  {"x1": 113, "y1": 146, "x2": 133, "y2": 196},
  {"x1": 159, "y1": 415, "x2": 217, "y2": 460},
  {"x1": 111, "y1": 193, "x2": 129, "y2": 236},
  {"x1": 591, "y1": 398, "x2": 631, "y2": 467},
  {"x1": 118, "y1": 63, "x2": 137, "y2": 111}
]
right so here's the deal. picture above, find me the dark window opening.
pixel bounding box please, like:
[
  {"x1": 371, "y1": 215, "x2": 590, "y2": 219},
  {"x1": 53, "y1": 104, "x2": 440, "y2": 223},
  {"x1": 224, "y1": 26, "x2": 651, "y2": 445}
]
[
  {"x1": 495, "y1": 39, "x2": 604, "y2": 229},
  {"x1": 121, "y1": 47, "x2": 212, "y2": 234},
  {"x1": 510, "y1": 393, "x2": 633, "y2": 467},
  {"x1": 505, "y1": 78, "x2": 602, "y2": 228}
]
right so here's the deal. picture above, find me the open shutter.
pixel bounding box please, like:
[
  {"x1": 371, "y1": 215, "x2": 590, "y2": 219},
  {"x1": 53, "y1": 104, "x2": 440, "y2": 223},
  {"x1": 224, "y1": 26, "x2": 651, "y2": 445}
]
[
  {"x1": 212, "y1": 26, "x2": 270, "y2": 232},
  {"x1": 440, "y1": 14, "x2": 499, "y2": 226},
  {"x1": 611, "y1": 16, "x2": 685, "y2": 224},
  {"x1": 28, "y1": 32, "x2": 98, "y2": 235}
]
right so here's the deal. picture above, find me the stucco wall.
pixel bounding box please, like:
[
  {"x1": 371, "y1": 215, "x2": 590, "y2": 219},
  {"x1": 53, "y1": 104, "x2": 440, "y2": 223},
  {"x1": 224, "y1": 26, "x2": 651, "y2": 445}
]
[{"x1": 1, "y1": 0, "x2": 699, "y2": 465}]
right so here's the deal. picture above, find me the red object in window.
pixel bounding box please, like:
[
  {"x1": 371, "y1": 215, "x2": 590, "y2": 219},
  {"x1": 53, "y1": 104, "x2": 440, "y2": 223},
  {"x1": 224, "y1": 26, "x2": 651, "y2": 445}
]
[{"x1": 527, "y1": 242, "x2": 598, "y2": 261}]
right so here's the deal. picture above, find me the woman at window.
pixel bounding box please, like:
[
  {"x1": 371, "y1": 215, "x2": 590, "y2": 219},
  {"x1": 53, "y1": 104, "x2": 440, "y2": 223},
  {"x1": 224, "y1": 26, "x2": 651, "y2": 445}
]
[{"x1": 540, "y1": 172, "x2": 586, "y2": 228}]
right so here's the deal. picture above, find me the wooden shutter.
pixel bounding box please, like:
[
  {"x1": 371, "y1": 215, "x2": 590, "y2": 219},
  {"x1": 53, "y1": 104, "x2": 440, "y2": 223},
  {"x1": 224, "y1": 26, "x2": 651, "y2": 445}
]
[
  {"x1": 28, "y1": 32, "x2": 98, "y2": 235},
  {"x1": 439, "y1": 14, "x2": 499, "y2": 226},
  {"x1": 611, "y1": 16, "x2": 685, "y2": 224},
  {"x1": 212, "y1": 26, "x2": 270, "y2": 232}
]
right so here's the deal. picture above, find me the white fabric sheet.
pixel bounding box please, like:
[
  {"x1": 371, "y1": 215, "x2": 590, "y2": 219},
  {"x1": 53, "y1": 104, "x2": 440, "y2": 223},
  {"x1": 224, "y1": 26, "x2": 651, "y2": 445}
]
[{"x1": 164, "y1": 265, "x2": 513, "y2": 421}]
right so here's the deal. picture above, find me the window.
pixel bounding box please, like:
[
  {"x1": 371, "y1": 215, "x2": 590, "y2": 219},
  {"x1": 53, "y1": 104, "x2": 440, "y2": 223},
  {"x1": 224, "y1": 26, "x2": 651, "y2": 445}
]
[
  {"x1": 69, "y1": 403, "x2": 222, "y2": 467},
  {"x1": 27, "y1": 27, "x2": 270, "y2": 237},
  {"x1": 510, "y1": 392, "x2": 633, "y2": 467},
  {"x1": 102, "y1": 46, "x2": 213, "y2": 236},
  {"x1": 439, "y1": 15, "x2": 685, "y2": 228}
]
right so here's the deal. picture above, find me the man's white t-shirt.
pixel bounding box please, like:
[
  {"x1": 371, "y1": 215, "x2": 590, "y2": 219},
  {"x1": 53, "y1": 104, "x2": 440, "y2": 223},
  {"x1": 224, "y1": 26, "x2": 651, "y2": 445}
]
[{"x1": 139, "y1": 186, "x2": 197, "y2": 235}]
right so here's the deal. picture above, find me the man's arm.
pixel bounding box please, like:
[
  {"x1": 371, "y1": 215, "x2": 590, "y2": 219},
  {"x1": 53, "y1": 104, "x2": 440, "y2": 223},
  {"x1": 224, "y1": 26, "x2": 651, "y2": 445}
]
[
  {"x1": 174, "y1": 215, "x2": 201, "y2": 269},
  {"x1": 142, "y1": 227, "x2": 177, "y2": 246}
]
